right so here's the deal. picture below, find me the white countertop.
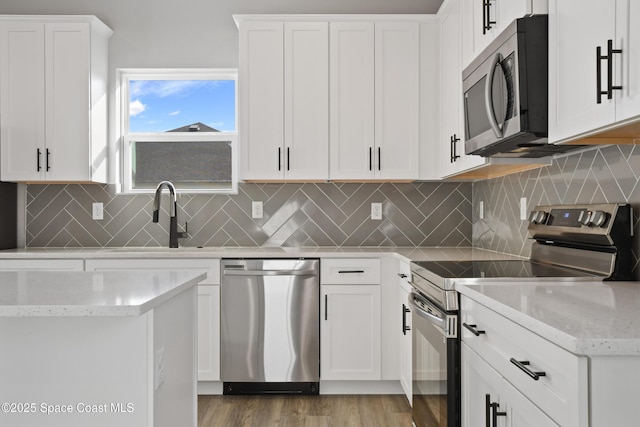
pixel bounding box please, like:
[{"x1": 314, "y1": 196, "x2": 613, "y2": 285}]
[
  {"x1": 457, "y1": 280, "x2": 640, "y2": 357},
  {"x1": 0, "y1": 270, "x2": 205, "y2": 317},
  {"x1": 0, "y1": 246, "x2": 524, "y2": 262}
]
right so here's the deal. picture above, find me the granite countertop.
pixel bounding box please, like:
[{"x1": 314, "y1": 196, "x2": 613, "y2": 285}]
[
  {"x1": 457, "y1": 280, "x2": 640, "y2": 357},
  {"x1": 0, "y1": 246, "x2": 525, "y2": 262},
  {"x1": 0, "y1": 270, "x2": 205, "y2": 317}
]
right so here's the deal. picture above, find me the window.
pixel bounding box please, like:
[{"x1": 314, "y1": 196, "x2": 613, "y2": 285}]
[{"x1": 118, "y1": 69, "x2": 238, "y2": 193}]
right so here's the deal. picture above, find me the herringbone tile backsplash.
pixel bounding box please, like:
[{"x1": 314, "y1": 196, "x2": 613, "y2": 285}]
[
  {"x1": 26, "y1": 182, "x2": 472, "y2": 248},
  {"x1": 473, "y1": 144, "x2": 640, "y2": 273}
]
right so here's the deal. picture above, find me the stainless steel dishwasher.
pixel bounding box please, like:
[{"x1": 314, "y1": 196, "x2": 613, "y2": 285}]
[{"x1": 220, "y1": 258, "x2": 320, "y2": 395}]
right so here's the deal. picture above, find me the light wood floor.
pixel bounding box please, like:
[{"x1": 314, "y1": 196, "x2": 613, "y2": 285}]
[{"x1": 198, "y1": 395, "x2": 412, "y2": 427}]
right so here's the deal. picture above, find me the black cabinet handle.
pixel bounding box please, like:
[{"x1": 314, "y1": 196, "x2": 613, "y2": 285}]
[
  {"x1": 324, "y1": 294, "x2": 328, "y2": 321},
  {"x1": 46, "y1": 149, "x2": 51, "y2": 171},
  {"x1": 397, "y1": 273, "x2": 407, "y2": 279},
  {"x1": 463, "y1": 323, "x2": 486, "y2": 336},
  {"x1": 37, "y1": 148, "x2": 42, "y2": 172},
  {"x1": 491, "y1": 402, "x2": 507, "y2": 426},
  {"x1": 450, "y1": 134, "x2": 461, "y2": 163},
  {"x1": 485, "y1": 394, "x2": 491, "y2": 427},
  {"x1": 597, "y1": 39, "x2": 623, "y2": 104},
  {"x1": 338, "y1": 270, "x2": 364, "y2": 274},
  {"x1": 369, "y1": 147, "x2": 373, "y2": 171},
  {"x1": 278, "y1": 147, "x2": 282, "y2": 171},
  {"x1": 377, "y1": 147, "x2": 381, "y2": 171},
  {"x1": 287, "y1": 147, "x2": 290, "y2": 171},
  {"x1": 510, "y1": 358, "x2": 546, "y2": 381},
  {"x1": 402, "y1": 303, "x2": 411, "y2": 335},
  {"x1": 483, "y1": 0, "x2": 495, "y2": 34}
]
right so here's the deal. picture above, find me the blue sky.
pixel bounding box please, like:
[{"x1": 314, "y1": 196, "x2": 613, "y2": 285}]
[{"x1": 129, "y1": 79, "x2": 236, "y2": 132}]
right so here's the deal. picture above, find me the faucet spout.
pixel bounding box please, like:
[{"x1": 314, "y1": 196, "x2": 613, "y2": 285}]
[{"x1": 152, "y1": 181, "x2": 183, "y2": 248}]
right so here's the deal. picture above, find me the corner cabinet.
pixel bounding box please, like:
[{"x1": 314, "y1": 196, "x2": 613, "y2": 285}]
[
  {"x1": 329, "y1": 21, "x2": 420, "y2": 180},
  {"x1": 0, "y1": 16, "x2": 111, "y2": 183},
  {"x1": 238, "y1": 19, "x2": 329, "y2": 181},
  {"x1": 549, "y1": 0, "x2": 640, "y2": 143}
]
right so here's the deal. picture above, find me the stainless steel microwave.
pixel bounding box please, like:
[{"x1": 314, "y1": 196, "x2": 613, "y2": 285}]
[{"x1": 462, "y1": 15, "x2": 578, "y2": 158}]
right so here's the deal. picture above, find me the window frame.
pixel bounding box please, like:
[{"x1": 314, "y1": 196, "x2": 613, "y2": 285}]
[{"x1": 117, "y1": 68, "x2": 238, "y2": 194}]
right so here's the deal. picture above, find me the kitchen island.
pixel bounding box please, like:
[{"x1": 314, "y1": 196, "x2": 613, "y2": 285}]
[{"x1": 0, "y1": 270, "x2": 205, "y2": 427}]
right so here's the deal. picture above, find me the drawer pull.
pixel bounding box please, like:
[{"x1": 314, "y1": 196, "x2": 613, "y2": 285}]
[
  {"x1": 510, "y1": 358, "x2": 546, "y2": 381},
  {"x1": 338, "y1": 270, "x2": 364, "y2": 274},
  {"x1": 398, "y1": 273, "x2": 407, "y2": 279},
  {"x1": 463, "y1": 323, "x2": 486, "y2": 336}
]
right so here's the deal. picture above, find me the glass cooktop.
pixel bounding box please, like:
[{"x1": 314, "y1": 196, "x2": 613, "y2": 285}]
[{"x1": 411, "y1": 259, "x2": 600, "y2": 280}]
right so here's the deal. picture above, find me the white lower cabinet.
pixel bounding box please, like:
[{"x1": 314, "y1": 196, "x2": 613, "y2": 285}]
[
  {"x1": 320, "y1": 284, "x2": 381, "y2": 380},
  {"x1": 461, "y1": 295, "x2": 587, "y2": 427},
  {"x1": 197, "y1": 285, "x2": 220, "y2": 381},
  {"x1": 462, "y1": 343, "x2": 558, "y2": 427},
  {"x1": 84, "y1": 258, "x2": 220, "y2": 382}
]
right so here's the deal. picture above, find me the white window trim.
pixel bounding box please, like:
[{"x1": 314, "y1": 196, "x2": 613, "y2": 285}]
[{"x1": 117, "y1": 68, "x2": 238, "y2": 194}]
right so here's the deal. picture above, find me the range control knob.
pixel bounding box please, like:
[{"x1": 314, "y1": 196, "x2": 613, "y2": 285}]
[
  {"x1": 591, "y1": 210, "x2": 608, "y2": 227},
  {"x1": 535, "y1": 211, "x2": 548, "y2": 224},
  {"x1": 581, "y1": 211, "x2": 593, "y2": 226}
]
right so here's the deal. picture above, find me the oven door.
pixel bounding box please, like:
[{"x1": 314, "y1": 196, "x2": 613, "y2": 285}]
[{"x1": 410, "y1": 291, "x2": 460, "y2": 427}]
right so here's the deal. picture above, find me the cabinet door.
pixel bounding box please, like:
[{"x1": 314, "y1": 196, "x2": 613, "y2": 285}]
[
  {"x1": 239, "y1": 21, "x2": 284, "y2": 180},
  {"x1": 0, "y1": 22, "x2": 46, "y2": 181},
  {"x1": 503, "y1": 380, "x2": 560, "y2": 427},
  {"x1": 284, "y1": 22, "x2": 329, "y2": 180},
  {"x1": 439, "y1": 0, "x2": 468, "y2": 178},
  {"x1": 197, "y1": 285, "x2": 220, "y2": 381},
  {"x1": 548, "y1": 0, "x2": 617, "y2": 142},
  {"x1": 45, "y1": 23, "x2": 91, "y2": 181},
  {"x1": 399, "y1": 282, "x2": 412, "y2": 404},
  {"x1": 329, "y1": 22, "x2": 375, "y2": 180},
  {"x1": 614, "y1": 0, "x2": 640, "y2": 121},
  {"x1": 321, "y1": 284, "x2": 381, "y2": 380},
  {"x1": 461, "y1": 343, "x2": 503, "y2": 427},
  {"x1": 374, "y1": 22, "x2": 420, "y2": 180}
]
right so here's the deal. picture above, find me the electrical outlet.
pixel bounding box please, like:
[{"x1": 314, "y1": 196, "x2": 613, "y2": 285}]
[
  {"x1": 371, "y1": 203, "x2": 382, "y2": 220},
  {"x1": 155, "y1": 347, "x2": 165, "y2": 390},
  {"x1": 92, "y1": 202, "x2": 103, "y2": 220},
  {"x1": 520, "y1": 197, "x2": 528, "y2": 220},
  {"x1": 252, "y1": 201, "x2": 263, "y2": 219},
  {"x1": 479, "y1": 201, "x2": 484, "y2": 220}
]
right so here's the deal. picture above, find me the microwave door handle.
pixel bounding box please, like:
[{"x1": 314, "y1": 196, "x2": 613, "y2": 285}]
[{"x1": 485, "y1": 52, "x2": 504, "y2": 139}]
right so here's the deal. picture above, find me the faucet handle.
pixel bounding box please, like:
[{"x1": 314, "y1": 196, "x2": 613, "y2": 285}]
[{"x1": 177, "y1": 222, "x2": 189, "y2": 240}]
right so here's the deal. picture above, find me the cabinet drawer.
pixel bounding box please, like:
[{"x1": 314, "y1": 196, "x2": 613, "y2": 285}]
[
  {"x1": 461, "y1": 295, "x2": 588, "y2": 427},
  {"x1": 321, "y1": 258, "x2": 381, "y2": 284}
]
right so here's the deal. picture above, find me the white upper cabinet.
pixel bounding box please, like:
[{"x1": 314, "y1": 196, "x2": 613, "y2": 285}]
[
  {"x1": 330, "y1": 21, "x2": 420, "y2": 180},
  {"x1": 461, "y1": 0, "x2": 548, "y2": 68},
  {"x1": 239, "y1": 19, "x2": 329, "y2": 181},
  {"x1": 438, "y1": 0, "x2": 485, "y2": 178},
  {"x1": 0, "y1": 16, "x2": 111, "y2": 183},
  {"x1": 549, "y1": 0, "x2": 640, "y2": 143}
]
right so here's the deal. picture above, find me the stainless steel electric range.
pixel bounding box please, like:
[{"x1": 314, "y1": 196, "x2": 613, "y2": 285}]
[{"x1": 408, "y1": 203, "x2": 633, "y2": 427}]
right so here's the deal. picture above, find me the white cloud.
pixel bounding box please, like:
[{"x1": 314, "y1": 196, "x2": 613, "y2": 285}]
[
  {"x1": 169, "y1": 111, "x2": 181, "y2": 116},
  {"x1": 129, "y1": 99, "x2": 146, "y2": 116},
  {"x1": 129, "y1": 80, "x2": 216, "y2": 99}
]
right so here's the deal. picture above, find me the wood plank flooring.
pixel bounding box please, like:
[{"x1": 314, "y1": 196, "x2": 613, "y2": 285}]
[{"x1": 198, "y1": 395, "x2": 412, "y2": 427}]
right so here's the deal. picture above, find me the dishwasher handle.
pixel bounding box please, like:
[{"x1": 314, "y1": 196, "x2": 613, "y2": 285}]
[{"x1": 223, "y1": 269, "x2": 318, "y2": 277}]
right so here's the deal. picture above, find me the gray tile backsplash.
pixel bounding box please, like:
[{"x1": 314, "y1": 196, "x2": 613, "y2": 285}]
[
  {"x1": 26, "y1": 182, "x2": 472, "y2": 248},
  {"x1": 472, "y1": 145, "x2": 640, "y2": 275}
]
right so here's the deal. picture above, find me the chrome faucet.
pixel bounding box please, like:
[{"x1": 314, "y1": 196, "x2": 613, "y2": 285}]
[{"x1": 152, "y1": 181, "x2": 188, "y2": 248}]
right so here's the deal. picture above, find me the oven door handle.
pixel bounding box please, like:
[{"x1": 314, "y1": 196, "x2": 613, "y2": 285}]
[{"x1": 409, "y1": 291, "x2": 447, "y2": 332}]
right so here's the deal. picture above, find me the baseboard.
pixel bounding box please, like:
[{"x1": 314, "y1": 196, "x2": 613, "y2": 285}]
[{"x1": 198, "y1": 380, "x2": 404, "y2": 396}]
